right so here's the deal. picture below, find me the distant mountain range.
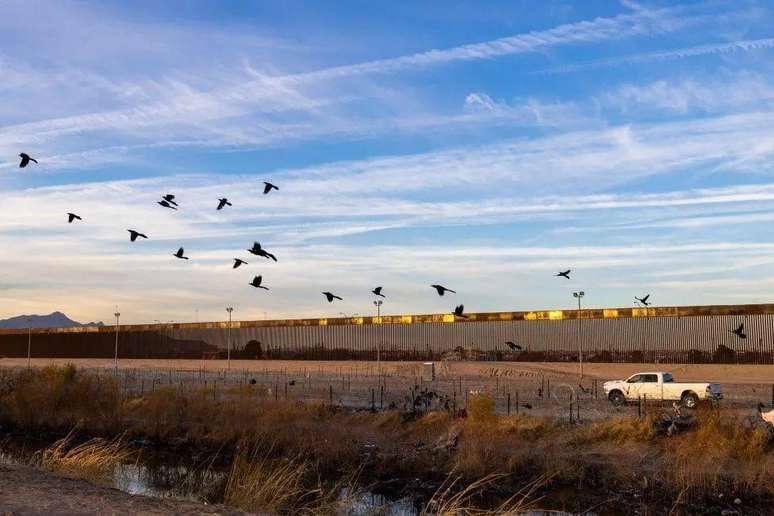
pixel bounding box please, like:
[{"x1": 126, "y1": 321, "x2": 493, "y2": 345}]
[{"x1": 0, "y1": 312, "x2": 104, "y2": 329}]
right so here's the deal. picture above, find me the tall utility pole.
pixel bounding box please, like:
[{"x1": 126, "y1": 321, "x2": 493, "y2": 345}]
[
  {"x1": 226, "y1": 307, "x2": 234, "y2": 370},
  {"x1": 114, "y1": 309, "x2": 121, "y2": 374},
  {"x1": 26, "y1": 318, "x2": 32, "y2": 369},
  {"x1": 573, "y1": 291, "x2": 585, "y2": 379},
  {"x1": 373, "y1": 300, "x2": 383, "y2": 372}
]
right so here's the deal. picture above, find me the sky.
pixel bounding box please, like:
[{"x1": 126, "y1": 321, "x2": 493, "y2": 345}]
[{"x1": 2, "y1": 0, "x2": 774, "y2": 324}]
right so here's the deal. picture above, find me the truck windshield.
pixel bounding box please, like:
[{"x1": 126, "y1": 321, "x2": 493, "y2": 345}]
[{"x1": 663, "y1": 373, "x2": 674, "y2": 383}]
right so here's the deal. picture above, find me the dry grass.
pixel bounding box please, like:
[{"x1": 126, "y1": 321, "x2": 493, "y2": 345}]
[
  {"x1": 2, "y1": 366, "x2": 772, "y2": 513},
  {"x1": 41, "y1": 431, "x2": 133, "y2": 484}
]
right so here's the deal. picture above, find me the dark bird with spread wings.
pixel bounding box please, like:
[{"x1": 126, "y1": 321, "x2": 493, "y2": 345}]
[
  {"x1": 162, "y1": 194, "x2": 178, "y2": 206},
  {"x1": 453, "y1": 304, "x2": 468, "y2": 319},
  {"x1": 66, "y1": 213, "x2": 82, "y2": 223},
  {"x1": 157, "y1": 199, "x2": 177, "y2": 210},
  {"x1": 322, "y1": 291, "x2": 343, "y2": 302},
  {"x1": 556, "y1": 270, "x2": 571, "y2": 279},
  {"x1": 431, "y1": 284, "x2": 456, "y2": 296},
  {"x1": 635, "y1": 294, "x2": 651, "y2": 306},
  {"x1": 19, "y1": 153, "x2": 37, "y2": 168},
  {"x1": 173, "y1": 247, "x2": 188, "y2": 260},
  {"x1": 505, "y1": 341, "x2": 522, "y2": 351},
  {"x1": 233, "y1": 258, "x2": 248, "y2": 269},
  {"x1": 250, "y1": 275, "x2": 269, "y2": 290},
  {"x1": 247, "y1": 242, "x2": 277, "y2": 262},
  {"x1": 730, "y1": 323, "x2": 747, "y2": 339},
  {"x1": 263, "y1": 182, "x2": 279, "y2": 194},
  {"x1": 217, "y1": 198, "x2": 232, "y2": 210},
  {"x1": 372, "y1": 287, "x2": 385, "y2": 298},
  {"x1": 127, "y1": 230, "x2": 148, "y2": 242}
]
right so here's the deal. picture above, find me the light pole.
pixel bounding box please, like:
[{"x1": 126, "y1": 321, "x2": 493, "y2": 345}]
[
  {"x1": 26, "y1": 318, "x2": 31, "y2": 369},
  {"x1": 373, "y1": 300, "x2": 383, "y2": 371},
  {"x1": 226, "y1": 307, "x2": 234, "y2": 370},
  {"x1": 114, "y1": 309, "x2": 121, "y2": 374},
  {"x1": 573, "y1": 291, "x2": 585, "y2": 379}
]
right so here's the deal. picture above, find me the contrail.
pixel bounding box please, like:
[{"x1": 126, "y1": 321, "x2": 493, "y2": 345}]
[{"x1": 537, "y1": 37, "x2": 774, "y2": 74}]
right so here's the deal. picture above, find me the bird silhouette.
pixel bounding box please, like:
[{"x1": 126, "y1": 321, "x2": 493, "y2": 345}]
[
  {"x1": 505, "y1": 341, "x2": 522, "y2": 351},
  {"x1": 161, "y1": 194, "x2": 178, "y2": 207},
  {"x1": 173, "y1": 247, "x2": 188, "y2": 260},
  {"x1": 247, "y1": 242, "x2": 277, "y2": 261},
  {"x1": 523, "y1": 403, "x2": 533, "y2": 410},
  {"x1": 322, "y1": 292, "x2": 343, "y2": 302},
  {"x1": 372, "y1": 287, "x2": 385, "y2": 298},
  {"x1": 453, "y1": 304, "x2": 468, "y2": 319},
  {"x1": 157, "y1": 200, "x2": 177, "y2": 210},
  {"x1": 635, "y1": 294, "x2": 651, "y2": 306},
  {"x1": 19, "y1": 153, "x2": 37, "y2": 168},
  {"x1": 127, "y1": 230, "x2": 148, "y2": 242},
  {"x1": 233, "y1": 258, "x2": 248, "y2": 269},
  {"x1": 556, "y1": 270, "x2": 571, "y2": 279},
  {"x1": 249, "y1": 275, "x2": 269, "y2": 290},
  {"x1": 217, "y1": 198, "x2": 232, "y2": 210},
  {"x1": 730, "y1": 323, "x2": 747, "y2": 339},
  {"x1": 263, "y1": 182, "x2": 279, "y2": 194},
  {"x1": 431, "y1": 284, "x2": 456, "y2": 296},
  {"x1": 249, "y1": 378, "x2": 257, "y2": 385},
  {"x1": 66, "y1": 213, "x2": 82, "y2": 223},
  {"x1": 288, "y1": 379, "x2": 296, "y2": 386}
]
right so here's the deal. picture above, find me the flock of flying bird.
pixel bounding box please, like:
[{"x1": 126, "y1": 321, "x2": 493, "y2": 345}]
[{"x1": 18, "y1": 152, "x2": 751, "y2": 345}]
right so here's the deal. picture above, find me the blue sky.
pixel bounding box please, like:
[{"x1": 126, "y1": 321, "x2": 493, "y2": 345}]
[{"x1": 3, "y1": 0, "x2": 774, "y2": 324}]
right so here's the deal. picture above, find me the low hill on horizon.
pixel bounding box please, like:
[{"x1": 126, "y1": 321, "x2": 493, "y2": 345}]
[{"x1": 0, "y1": 312, "x2": 104, "y2": 329}]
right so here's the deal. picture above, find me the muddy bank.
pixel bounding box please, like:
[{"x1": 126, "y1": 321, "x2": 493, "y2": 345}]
[{"x1": 0, "y1": 463, "x2": 248, "y2": 516}]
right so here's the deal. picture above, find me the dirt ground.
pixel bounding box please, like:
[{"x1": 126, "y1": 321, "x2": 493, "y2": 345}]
[
  {"x1": 0, "y1": 463, "x2": 248, "y2": 516},
  {"x1": 2, "y1": 358, "x2": 772, "y2": 383},
  {"x1": 1, "y1": 359, "x2": 771, "y2": 420}
]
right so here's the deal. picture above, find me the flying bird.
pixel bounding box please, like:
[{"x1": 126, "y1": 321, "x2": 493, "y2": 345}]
[
  {"x1": 635, "y1": 294, "x2": 651, "y2": 306},
  {"x1": 247, "y1": 242, "x2": 277, "y2": 261},
  {"x1": 322, "y1": 292, "x2": 343, "y2": 302},
  {"x1": 263, "y1": 182, "x2": 279, "y2": 194},
  {"x1": 730, "y1": 323, "x2": 747, "y2": 339},
  {"x1": 431, "y1": 284, "x2": 456, "y2": 296},
  {"x1": 217, "y1": 198, "x2": 232, "y2": 210},
  {"x1": 505, "y1": 341, "x2": 522, "y2": 351},
  {"x1": 250, "y1": 275, "x2": 269, "y2": 290},
  {"x1": 453, "y1": 304, "x2": 468, "y2": 319},
  {"x1": 556, "y1": 270, "x2": 571, "y2": 279},
  {"x1": 372, "y1": 287, "x2": 385, "y2": 298},
  {"x1": 523, "y1": 403, "x2": 533, "y2": 410},
  {"x1": 161, "y1": 194, "x2": 178, "y2": 207},
  {"x1": 157, "y1": 199, "x2": 177, "y2": 210},
  {"x1": 66, "y1": 213, "x2": 82, "y2": 224},
  {"x1": 127, "y1": 230, "x2": 148, "y2": 242},
  {"x1": 19, "y1": 153, "x2": 37, "y2": 168},
  {"x1": 173, "y1": 247, "x2": 188, "y2": 260},
  {"x1": 233, "y1": 258, "x2": 248, "y2": 269}
]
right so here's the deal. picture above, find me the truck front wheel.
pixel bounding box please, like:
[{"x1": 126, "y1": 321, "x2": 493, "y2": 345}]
[
  {"x1": 608, "y1": 390, "x2": 625, "y2": 406},
  {"x1": 681, "y1": 391, "x2": 699, "y2": 409}
]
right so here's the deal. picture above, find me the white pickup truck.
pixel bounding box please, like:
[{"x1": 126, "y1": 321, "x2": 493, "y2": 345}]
[{"x1": 603, "y1": 372, "x2": 722, "y2": 408}]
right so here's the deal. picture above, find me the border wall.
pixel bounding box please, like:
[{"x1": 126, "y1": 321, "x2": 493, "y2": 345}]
[{"x1": 1, "y1": 303, "x2": 773, "y2": 364}]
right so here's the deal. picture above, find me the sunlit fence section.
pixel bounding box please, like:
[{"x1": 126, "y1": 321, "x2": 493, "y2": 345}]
[{"x1": 1, "y1": 303, "x2": 774, "y2": 364}]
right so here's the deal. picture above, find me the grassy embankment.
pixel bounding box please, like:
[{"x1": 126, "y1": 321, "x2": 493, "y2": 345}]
[{"x1": 0, "y1": 365, "x2": 772, "y2": 514}]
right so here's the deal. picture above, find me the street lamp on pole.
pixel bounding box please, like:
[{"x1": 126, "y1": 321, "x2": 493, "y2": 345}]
[
  {"x1": 373, "y1": 300, "x2": 383, "y2": 371},
  {"x1": 226, "y1": 307, "x2": 234, "y2": 370},
  {"x1": 26, "y1": 318, "x2": 32, "y2": 369},
  {"x1": 114, "y1": 309, "x2": 121, "y2": 374},
  {"x1": 573, "y1": 291, "x2": 585, "y2": 379}
]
